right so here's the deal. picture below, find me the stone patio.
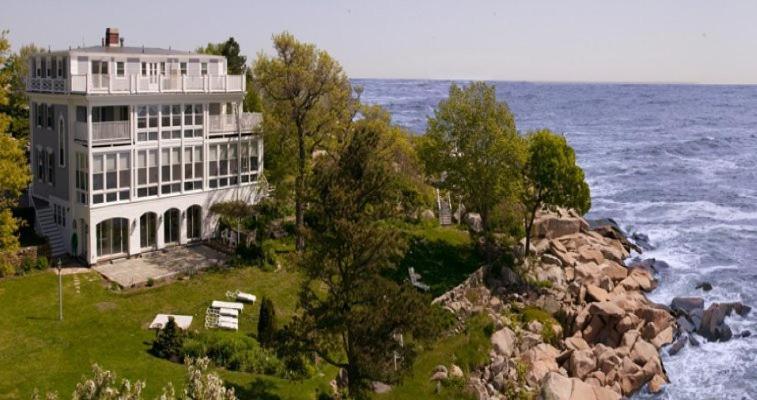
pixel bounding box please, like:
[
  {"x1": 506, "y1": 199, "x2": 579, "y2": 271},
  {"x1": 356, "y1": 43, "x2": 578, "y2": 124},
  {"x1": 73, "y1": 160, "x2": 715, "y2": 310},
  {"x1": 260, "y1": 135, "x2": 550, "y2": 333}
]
[{"x1": 93, "y1": 245, "x2": 227, "y2": 288}]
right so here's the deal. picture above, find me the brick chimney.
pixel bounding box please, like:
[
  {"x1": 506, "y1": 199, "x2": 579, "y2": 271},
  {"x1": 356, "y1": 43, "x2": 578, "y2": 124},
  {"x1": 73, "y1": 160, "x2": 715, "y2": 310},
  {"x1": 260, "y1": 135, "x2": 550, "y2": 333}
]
[{"x1": 105, "y1": 28, "x2": 120, "y2": 47}]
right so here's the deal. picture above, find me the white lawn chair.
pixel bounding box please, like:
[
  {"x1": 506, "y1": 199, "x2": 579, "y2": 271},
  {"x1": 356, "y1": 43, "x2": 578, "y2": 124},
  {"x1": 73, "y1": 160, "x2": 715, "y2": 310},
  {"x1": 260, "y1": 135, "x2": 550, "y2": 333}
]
[
  {"x1": 408, "y1": 267, "x2": 430, "y2": 292},
  {"x1": 212, "y1": 300, "x2": 244, "y2": 311},
  {"x1": 226, "y1": 290, "x2": 256, "y2": 303},
  {"x1": 219, "y1": 307, "x2": 239, "y2": 317}
]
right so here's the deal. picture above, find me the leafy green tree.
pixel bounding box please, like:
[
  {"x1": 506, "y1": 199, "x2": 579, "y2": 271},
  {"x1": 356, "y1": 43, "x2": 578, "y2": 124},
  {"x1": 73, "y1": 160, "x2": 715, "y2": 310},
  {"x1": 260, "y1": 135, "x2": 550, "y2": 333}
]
[
  {"x1": 521, "y1": 129, "x2": 591, "y2": 254},
  {"x1": 253, "y1": 32, "x2": 358, "y2": 251},
  {"x1": 1, "y1": 43, "x2": 42, "y2": 140},
  {"x1": 151, "y1": 317, "x2": 185, "y2": 362},
  {"x1": 197, "y1": 37, "x2": 261, "y2": 112},
  {"x1": 419, "y1": 82, "x2": 525, "y2": 249},
  {"x1": 284, "y1": 114, "x2": 437, "y2": 399},
  {"x1": 0, "y1": 31, "x2": 32, "y2": 268},
  {"x1": 257, "y1": 297, "x2": 277, "y2": 348}
]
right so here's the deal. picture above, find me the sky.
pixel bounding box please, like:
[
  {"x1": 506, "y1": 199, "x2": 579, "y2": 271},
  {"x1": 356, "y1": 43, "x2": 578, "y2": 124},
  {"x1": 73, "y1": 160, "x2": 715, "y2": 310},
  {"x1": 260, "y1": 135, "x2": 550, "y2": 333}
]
[{"x1": 3, "y1": 0, "x2": 757, "y2": 84}]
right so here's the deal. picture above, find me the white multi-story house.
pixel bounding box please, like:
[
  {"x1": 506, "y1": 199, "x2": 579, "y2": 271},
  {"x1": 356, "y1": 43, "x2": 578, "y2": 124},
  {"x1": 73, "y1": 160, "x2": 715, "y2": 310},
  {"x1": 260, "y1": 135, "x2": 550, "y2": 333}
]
[{"x1": 27, "y1": 28, "x2": 264, "y2": 265}]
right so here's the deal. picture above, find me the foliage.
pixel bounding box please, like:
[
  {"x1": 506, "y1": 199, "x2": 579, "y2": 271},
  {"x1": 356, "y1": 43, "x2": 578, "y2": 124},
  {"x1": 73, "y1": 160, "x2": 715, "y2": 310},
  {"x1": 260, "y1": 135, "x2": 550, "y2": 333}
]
[
  {"x1": 452, "y1": 314, "x2": 494, "y2": 372},
  {"x1": 284, "y1": 114, "x2": 439, "y2": 399},
  {"x1": 182, "y1": 357, "x2": 237, "y2": 400},
  {"x1": 520, "y1": 129, "x2": 591, "y2": 253},
  {"x1": 181, "y1": 331, "x2": 284, "y2": 376},
  {"x1": 36, "y1": 255, "x2": 49, "y2": 269},
  {"x1": 253, "y1": 31, "x2": 358, "y2": 250},
  {"x1": 197, "y1": 37, "x2": 260, "y2": 112},
  {"x1": 151, "y1": 317, "x2": 185, "y2": 362},
  {"x1": 419, "y1": 82, "x2": 526, "y2": 251},
  {"x1": 519, "y1": 306, "x2": 562, "y2": 345},
  {"x1": 257, "y1": 297, "x2": 277, "y2": 347}
]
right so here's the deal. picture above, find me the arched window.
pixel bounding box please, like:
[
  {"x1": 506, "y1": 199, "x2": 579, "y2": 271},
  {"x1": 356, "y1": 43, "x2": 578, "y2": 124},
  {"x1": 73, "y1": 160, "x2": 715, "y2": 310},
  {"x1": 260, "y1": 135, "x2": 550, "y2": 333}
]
[
  {"x1": 140, "y1": 212, "x2": 157, "y2": 249},
  {"x1": 96, "y1": 218, "x2": 129, "y2": 258},
  {"x1": 164, "y1": 208, "x2": 180, "y2": 245},
  {"x1": 186, "y1": 205, "x2": 202, "y2": 241},
  {"x1": 58, "y1": 117, "x2": 65, "y2": 167}
]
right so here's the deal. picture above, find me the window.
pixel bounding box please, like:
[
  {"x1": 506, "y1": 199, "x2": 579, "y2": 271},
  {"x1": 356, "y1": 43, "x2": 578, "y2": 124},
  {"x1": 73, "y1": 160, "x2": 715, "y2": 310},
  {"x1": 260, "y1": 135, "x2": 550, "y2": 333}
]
[
  {"x1": 201, "y1": 62, "x2": 208, "y2": 76},
  {"x1": 47, "y1": 105, "x2": 54, "y2": 129},
  {"x1": 208, "y1": 142, "x2": 239, "y2": 188},
  {"x1": 58, "y1": 118, "x2": 65, "y2": 167},
  {"x1": 92, "y1": 152, "x2": 130, "y2": 204},
  {"x1": 161, "y1": 147, "x2": 182, "y2": 195},
  {"x1": 51, "y1": 58, "x2": 57, "y2": 78},
  {"x1": 164, "y1": 209, "x2": 180, "y2": 244},
  {"x1": 183, "y1": 104, "x2": 203, "y2": 138},
  {"x1": 35, "y1": 58, "x2": 41, "y2": 77},
  {"x1": 183, "y1": 145, "x2": 203, "y2": 191},
  {"x1": 116, "y1": 62, "x2": 125, "y2": 77},
  {"x1": 160, "y1": 105, "x2": 182, "y2": 139},
  {"x1": 33, "y1": 103, "x2": 41, "y2": 127},
  {"x1": 186, "y1": 205, "x2": 201, "y2": 240},
  {"x1": 141, "y1": 62, "x2": 147, "y2": 76},
  {"x1": 60, "y1": 57, "x2": 66, "y2": 77},
  {"x1": 140, "y1": 213, "x2": 157, "y2": 249},
  {"x1": 240, "y1": 139, "x2": 259, "y2": 183},
  {"x1": 160, "y1": 62, "x2": 166, "y2": 76},
  {"x1": 53, "y1": 204, "x2": 66, "y2": 227},
  {"x1": 137, "y1": 105, "x2": 158, "y2": 141},
  {"x1": 137, "y1": 149, "x2": 158, "y2": 197},
  {"x1": 36, "y1": 149, "x2": 45, "y2": 181},
  {"x1": 96, "y1": 218, "x2": 128, "y2": 257},
  {"x1": 75, "y1": 153, "x2": 88, "y2": 204},
  {"x1": 47, "y1": 152, "x2": 55, "y2": 185},
  {"x1": 41, "y1": 58, "x2": 48, "y2": 78},
  {"x1": 180, "y1": 62, "x2": 187, "y2": 75}
]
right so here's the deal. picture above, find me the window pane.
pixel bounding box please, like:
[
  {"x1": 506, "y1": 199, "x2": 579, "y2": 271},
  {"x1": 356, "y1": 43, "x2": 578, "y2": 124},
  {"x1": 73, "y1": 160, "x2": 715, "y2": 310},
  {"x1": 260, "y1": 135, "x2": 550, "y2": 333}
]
[
  {"x1": 106, "y1": 171, "x2": 117, "y2": 189},
  {"x1": 119, "y1": 170, "x2": 129, "y2": 188},
  {"x1": 93, "y1": 155, "x2": 103, "y2": 173}
]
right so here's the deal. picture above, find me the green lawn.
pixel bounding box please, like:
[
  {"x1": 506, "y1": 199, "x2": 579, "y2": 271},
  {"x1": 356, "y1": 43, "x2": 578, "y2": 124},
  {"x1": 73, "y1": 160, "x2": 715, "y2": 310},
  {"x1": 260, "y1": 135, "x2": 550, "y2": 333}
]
[
  {"x1": 0, "y1": 224, "x2": 478, "y2": 399},
  {"x1": 0, "y1": 266, "x2": 332, "y2": 399}
]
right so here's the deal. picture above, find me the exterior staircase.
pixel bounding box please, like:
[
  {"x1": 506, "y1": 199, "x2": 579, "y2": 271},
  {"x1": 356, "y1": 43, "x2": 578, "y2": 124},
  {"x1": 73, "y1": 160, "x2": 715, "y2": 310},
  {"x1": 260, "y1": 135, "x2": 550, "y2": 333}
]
[
  {"x1": 35, "y1": 207, "x2": 66, "y2": 258},
  {"x1": 436, "y1": 189, "x2": 453, "y2": 226}
]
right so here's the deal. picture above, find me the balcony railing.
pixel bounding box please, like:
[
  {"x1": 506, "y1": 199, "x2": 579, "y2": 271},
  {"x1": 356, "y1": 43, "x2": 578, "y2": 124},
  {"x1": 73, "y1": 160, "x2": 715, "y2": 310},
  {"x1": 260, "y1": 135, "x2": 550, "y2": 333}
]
[
  {"x1": 30, "y1": 74, "x2": 246, "y2": 94},
  {"x1": 74, "y1": 120, "x2": 130, "y2": 143},
  {"x1": 209, "y1": 112, "x2": 261, "y2": 134}
]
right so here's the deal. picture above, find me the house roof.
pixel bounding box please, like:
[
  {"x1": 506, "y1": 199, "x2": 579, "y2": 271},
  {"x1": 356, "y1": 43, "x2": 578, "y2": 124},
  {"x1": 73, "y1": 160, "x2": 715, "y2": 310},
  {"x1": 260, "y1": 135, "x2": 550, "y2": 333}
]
[{"x1": 70, "y1": 46, "x2": 223, "y2": 58}]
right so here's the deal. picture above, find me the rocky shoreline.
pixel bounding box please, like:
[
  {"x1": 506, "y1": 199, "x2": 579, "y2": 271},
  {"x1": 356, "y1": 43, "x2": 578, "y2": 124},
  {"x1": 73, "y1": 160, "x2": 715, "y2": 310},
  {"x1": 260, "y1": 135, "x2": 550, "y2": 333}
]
[{"x1": 433, "y1": 209, "x2": 751, "y2": 400}]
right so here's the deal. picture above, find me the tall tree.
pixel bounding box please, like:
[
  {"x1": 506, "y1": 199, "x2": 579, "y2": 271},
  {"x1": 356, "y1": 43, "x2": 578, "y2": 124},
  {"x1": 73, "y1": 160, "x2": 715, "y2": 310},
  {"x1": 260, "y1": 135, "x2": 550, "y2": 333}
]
[
  {"x1": 253, "y1": 32, "x2": 358, "y2": 251},
  {"x1": 0, "y1": 31, "x2": 31, "y2": 266},
  {"x1": 1, "y1": 43, "x2": 42, "y2": 140},
  {"x1": 521, "y1": 129, "x2": 591, "y2": 254},
  {"x1": 284, "y1": 114, "x2": 437, "y2": 398},
  {"x1": 197, "y1": 37, "x2": 261, "y2": 112},
  {"x1": 419, "y1": 82, "x2": 525, "y2": 250}
]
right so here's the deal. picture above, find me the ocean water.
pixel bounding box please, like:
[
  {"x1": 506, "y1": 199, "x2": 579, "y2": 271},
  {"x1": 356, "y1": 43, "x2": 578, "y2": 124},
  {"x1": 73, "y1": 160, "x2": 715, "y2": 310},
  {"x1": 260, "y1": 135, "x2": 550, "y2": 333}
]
[{"x1": 356, "y1": 79, "x2": 757, "y2": 399}]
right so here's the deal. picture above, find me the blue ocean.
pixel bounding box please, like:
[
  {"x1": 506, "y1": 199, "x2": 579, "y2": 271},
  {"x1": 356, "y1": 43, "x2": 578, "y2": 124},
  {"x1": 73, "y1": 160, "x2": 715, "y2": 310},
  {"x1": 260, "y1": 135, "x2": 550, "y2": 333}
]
[{"x1": 356, "y1": 79, "x2": 757, "y2": 399}]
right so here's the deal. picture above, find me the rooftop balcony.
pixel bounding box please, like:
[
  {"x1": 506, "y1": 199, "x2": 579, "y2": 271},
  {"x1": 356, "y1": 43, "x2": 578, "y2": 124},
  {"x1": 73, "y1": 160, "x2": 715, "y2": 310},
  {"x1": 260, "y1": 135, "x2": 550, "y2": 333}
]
[
  {"x1": 74, "y1": 120, "x2": 131, "y2": 144},
  {"x1": 27, "y1": 74, "x2": 245, "y2": 95},
  {"x1": 209, "y1": 113, "x2": 262, "y2": 135}
]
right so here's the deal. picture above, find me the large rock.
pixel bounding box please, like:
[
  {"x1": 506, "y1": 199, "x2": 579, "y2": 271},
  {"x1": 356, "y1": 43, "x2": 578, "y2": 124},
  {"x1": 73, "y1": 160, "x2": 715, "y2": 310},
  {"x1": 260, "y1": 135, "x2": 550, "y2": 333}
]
[
  {"x1": 588, "y1": 301, "x2": 625, "y2": 319},
  {"x1": 698, "y1": 303, "x2": 735, "y2": 342},
  {"x1": 520, "y1": 343, "x2": 560, "y2": 385},
  {"x1": 599, "y1": 261, "x2": 628, "y2": 281},
  {"x1": 491, "y1": 327, "x2": 517, "y2": 357},
  {"x1": 586, "y1": 284, "x2": 610, "y2": 302},
  {"x1": 464, "y1": 213, "x2": 483, "y2": 233},
  {"x1": 569, "y1": 349, "x2": 597, "y2": 379},
  {"x1": 541, "y1": 372, "x2": 573, "y2": 400},
  {"x1": 670, "y1": 297, "x2": 705, "y2": 317},
  {"x1": 533, "y1": 212, "x2": 588, "y2": 239},
  {"x1": 578, "y1": 245, "x2": 605, "y2": 264}
]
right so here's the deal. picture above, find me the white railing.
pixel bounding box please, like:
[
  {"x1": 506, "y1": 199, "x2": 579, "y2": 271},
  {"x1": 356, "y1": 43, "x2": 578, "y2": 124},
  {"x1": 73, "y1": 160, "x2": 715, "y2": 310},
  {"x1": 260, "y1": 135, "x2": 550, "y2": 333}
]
[
  {"x1": 74, "y1": 121, "x2": 130, "y2": 143},
  {"x1": 28, "y1": 74, "x2": 245, "y2": 94},
  {"x1": 209, "y1": 112, "x2": 261, "y2": 133}
]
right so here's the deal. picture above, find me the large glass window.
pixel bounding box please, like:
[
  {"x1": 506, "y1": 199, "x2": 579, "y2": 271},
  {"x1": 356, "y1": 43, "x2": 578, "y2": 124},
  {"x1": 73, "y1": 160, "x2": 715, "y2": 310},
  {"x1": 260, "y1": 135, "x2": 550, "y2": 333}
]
[
  {"x1": 58, "y1": 118, "x2": 65, "y2": 167},
  {"x1": 96, "y1": 218, "x2": 128, "y2": 258},
  {"x1": 209, "y1": 142, "x2": 243, "y2": 188},
  {"x1": 161, "y1": 147, "x2": 182, "y2": 194},
  {"x1": 47, "y1": 152, "x2": 55, "y2": 185},
  {"x1": 140, "y1": 212, "x2": 157, "y2": 249},
  {"x1": 137, "y1": 105, "x2": 158, "y2": 141},
  {"x1": 75, "y1": 153, "x2": 88, "y2": 204},
  {"x1": 184, "y1": 145, "x2": 203, "y2": 191},
  {"x1": 183, "y1": 104, "x2": 203, "y2": 138},
  {"x1": 36, "y1": 149, "x2": 45, "y2": 181},
  {"x1": 240, "y1": 139, "x2": 260, "y2": 183},
  {"x1": 92, "y1": 152, "x2": 130, "y2": 204},
  {"x1": 164, "y1": 208, "x2": 180, "y2": 245},
  {"x1": 187, "y1": 205, "x2": 201, "y2": 240},
  {"x1": 160, "y1": 104, "x2": 182, "y2": 139},
  {"x1": 137, "y1": 149, "x2": 158, "y2": 197},
  {"x1": 47, "y1": 105, "x2": 54, "y2": 129}
]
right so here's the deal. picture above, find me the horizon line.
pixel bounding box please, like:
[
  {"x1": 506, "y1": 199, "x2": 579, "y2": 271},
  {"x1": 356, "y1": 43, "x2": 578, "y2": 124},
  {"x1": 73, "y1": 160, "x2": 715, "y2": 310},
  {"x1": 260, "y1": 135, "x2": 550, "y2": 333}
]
[{"x1": 350, "y1": 77, "x2": 757, "y2": 86}]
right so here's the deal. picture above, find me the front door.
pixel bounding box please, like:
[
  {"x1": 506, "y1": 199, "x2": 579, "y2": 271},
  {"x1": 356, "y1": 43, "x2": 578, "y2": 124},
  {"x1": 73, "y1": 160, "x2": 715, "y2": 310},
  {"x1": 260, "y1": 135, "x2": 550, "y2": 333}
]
[
  {"x1": 141, "y1": 62, "x2": 160, "y2": 90},
  {"x1": 164, "y1": 209, "x2": 180, "y2": 245},
  {"x1": 140, "y1": 213, "x2": 157, "y2": 250}
]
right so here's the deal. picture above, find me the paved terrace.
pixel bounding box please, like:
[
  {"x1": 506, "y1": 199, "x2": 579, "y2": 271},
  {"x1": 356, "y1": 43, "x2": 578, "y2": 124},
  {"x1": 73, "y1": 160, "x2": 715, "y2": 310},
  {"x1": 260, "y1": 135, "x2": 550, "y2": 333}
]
[{"x1": 94, "y1": 245, "x2": 227, "y2": 288}]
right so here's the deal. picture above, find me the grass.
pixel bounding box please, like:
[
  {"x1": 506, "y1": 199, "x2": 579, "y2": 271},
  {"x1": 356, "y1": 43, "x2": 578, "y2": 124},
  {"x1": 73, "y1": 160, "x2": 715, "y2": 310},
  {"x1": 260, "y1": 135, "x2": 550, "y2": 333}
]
[
  {"x1": 0, "y1": 224, "x2": 479, "y2": 399},
  {"x1": 374, "y1": 314, "x2": 492, "y2": 400},
  {"x1": 394, "y1": 223, "x2": 483, "y2": 297},
  {"x1": 0, "y1": 265, "x2": 332, "y2": 399}
]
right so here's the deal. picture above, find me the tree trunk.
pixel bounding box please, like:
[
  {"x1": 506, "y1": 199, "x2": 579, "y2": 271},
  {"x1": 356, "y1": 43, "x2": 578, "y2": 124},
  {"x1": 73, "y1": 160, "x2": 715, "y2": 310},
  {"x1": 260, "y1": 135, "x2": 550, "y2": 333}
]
[
  {"x1": 295, "y1": 128, "x2": 306, "y2": 252},
  {"x1": 524, "y1": 204, "x2": 539, "y2": 259}
]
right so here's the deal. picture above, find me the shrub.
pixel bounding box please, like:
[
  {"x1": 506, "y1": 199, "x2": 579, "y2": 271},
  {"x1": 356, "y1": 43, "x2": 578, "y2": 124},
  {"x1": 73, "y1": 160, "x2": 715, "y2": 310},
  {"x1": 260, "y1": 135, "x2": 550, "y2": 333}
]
[
  {"x1": 520, "y1": 306, "x2": 561, "y2": 345},
  {"x1": 181, "y1": 331, "x2": 285, "y2": 376},
  {"x1": 146, "y1": 278, "x2": 155, "y2": 287},
  {"x1": 453, "y1": 314, "x2": 493, "y2": 372},
  {"x1": 35, "y1": 256, "x2": 48, "y2": 270},
  {"x1": 257, "y1": 297, "x2": 277, "y2": 347},
  {"x1": 0, "y1": 260, "x2": 15, "y2": 278},
  {"x1": 20, "y1": 256, "x2": 35, "y2": 273},
  {"x1": 151, "y1": 317, "x2": 185, "y2": 362}
]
